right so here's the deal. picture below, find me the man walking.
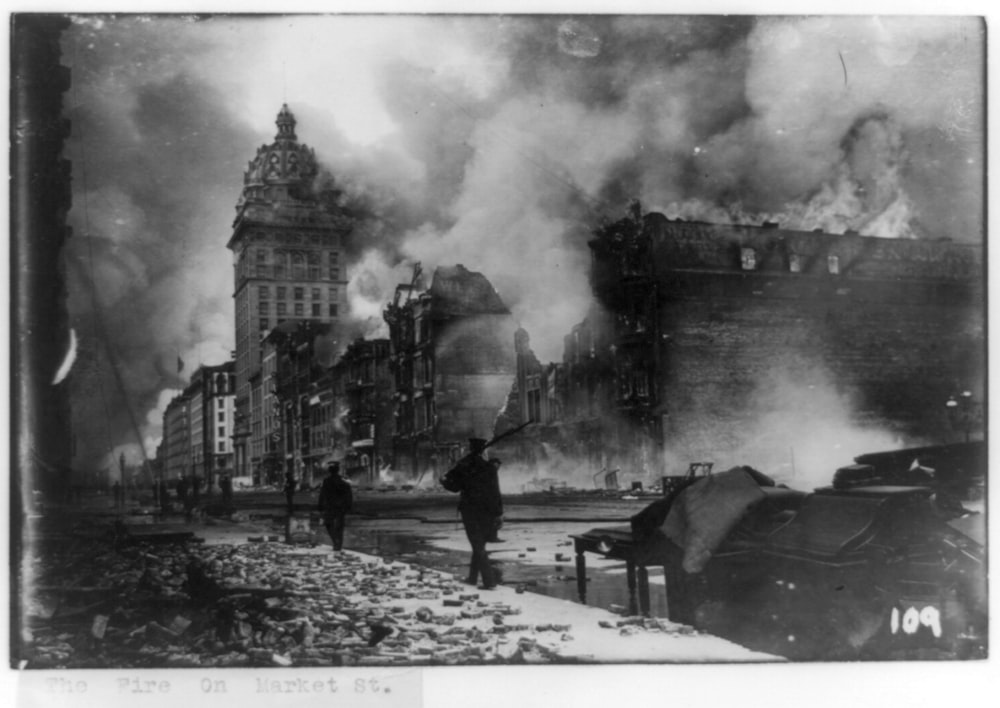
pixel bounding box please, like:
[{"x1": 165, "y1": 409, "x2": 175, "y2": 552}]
[
  {"x1": 442, "y1": 438, "x2": 503, "y2": 589},
  {"x1": 317, "y1": 461, "x2": 352, "y2": 551}
]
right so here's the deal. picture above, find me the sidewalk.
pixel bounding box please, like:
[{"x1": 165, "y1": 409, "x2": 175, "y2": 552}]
[{"x1": 18, "y1": 509, "x2": 780, "y2": 667}]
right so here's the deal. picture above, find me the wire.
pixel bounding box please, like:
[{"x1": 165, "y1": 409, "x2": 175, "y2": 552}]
[{"x1": 69, "y1": 34, "x2": 152, "y2": 473}]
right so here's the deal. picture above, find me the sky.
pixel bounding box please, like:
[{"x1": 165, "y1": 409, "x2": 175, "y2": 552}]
[{"x1": 56, "y1": 13, "x2": 986, "y2": 473}]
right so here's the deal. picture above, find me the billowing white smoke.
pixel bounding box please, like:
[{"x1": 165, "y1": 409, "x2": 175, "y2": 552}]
[{"x1": 716, "y1": 369, "x2": 906, "y2": 491}]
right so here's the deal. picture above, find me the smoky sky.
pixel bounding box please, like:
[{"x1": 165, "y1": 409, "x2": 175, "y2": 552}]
[{"x1": 58, "y1": 14, "x2": 985, "y2": 472}]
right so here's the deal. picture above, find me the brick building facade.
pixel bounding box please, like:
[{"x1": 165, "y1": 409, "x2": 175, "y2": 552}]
[{"x1": 506, "y1": 205, "x2": 984, "y2": 485}]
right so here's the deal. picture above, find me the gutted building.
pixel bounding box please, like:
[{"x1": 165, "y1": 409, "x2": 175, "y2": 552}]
[{"x1": 384, "y1": 265, "x2": 518, "y2": 480}]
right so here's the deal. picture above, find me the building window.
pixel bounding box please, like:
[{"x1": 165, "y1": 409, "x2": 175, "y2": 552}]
[
  {"x1": 789, "y1": 253, "x2": 802, "y2": 273},
  {"x1": 308, "y1": 252, "x2": 320, "y2": 279},
  {"x1": 741, "y1": 247, "x2": 756, "y2": 270},
  {"x1": 328, "y1": 287, "x2": 338, "y2": 300},
  {"x1": 277, "y1": 302, "x2": 287, "y2": 316},
  {"x1": 294, "y1": 303, "x2": 304, "y2": 316},
  {"x1": 329, "y1": 304, "x2": 338, "y2": 317},
  {"x1": 218, "y1": 426, "x2": 225, "y2": 437},
  {"x1": 527, "y1": 389, "x2": 541, "y2": 423},
  {"x1": 828, "y1": 255, "x2": 840, "y2": 274},
  {"x1": 277, "y1": 286, "x2": 286, "y2": 300},
  {"x1": 311, "y1": 287, "x2": 320, "y2": 300},
  {"x1": 259, "y1": 286, "x2": 269, "y2": 300},
  {"x1": 217, "y1": 441, "x2": 226, "y2": 453},
  {"x1": 329, "y1": 266, "x2": 340, "y2": 280},
  {"x1": 218, "y1": 410, "x2": 225, "y2": 422},
  {"x1": 292, "y1": 252, "x2": 306, "y2": 279},
  {"x1": 312, "y1": 303, "x2": 320, "y2": 316},
  {"x1": 259, "y1": 302, "x2": 269, "y2": 315},
  {"x1": 259, "y1": 318, "x2": 269, "y2": 331},
  {"x1": 294, "y1": 287, "x2": 304, "y2": 300}
]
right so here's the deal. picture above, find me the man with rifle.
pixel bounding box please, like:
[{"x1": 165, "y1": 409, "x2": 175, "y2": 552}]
[{"x1": 441, "y1": 422, "x2": 531, "y2": 589}]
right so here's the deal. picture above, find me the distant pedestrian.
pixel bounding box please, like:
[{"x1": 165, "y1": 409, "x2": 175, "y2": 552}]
[
  {"x1": 284, "y1": 470, "x2": 296, "y2": 514},
  {"x1": 220, "y1": 472, "x2": 233, "y2": 509},
  {"x1": 442, "y1": 437, "x2": 503, "y2": 589},
  {"x1": 112, "y1": 480, "x2": 124, "y2": 512},
  {"x1": 176, "y1": 475, "x2": 190, "y2": 515},
  {"x1": 158, "y1": 480, "x2": 171, "y2": 513},
  {"x1": 317, "y1": 461, "x2": 353, "y2": 551}
]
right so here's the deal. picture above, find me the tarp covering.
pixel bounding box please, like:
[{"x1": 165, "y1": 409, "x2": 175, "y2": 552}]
[{"x1": 661, "y1": 467, "x2": 767, "y2": 573}]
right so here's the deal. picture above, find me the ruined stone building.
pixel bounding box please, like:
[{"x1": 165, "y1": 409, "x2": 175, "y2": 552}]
[
  {"x1": 384, "y1": 265, "x2": 518, "y2": 479},
  {"x1": 508, "y1": 204, "x2": 983, "y2": 482},
  {"x1": 228, "y1": 105, "x2": 353, "y2": 483}
]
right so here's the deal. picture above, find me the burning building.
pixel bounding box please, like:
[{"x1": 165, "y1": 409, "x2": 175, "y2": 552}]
[
  {"x1": 331, "y1": 338, "x2": 394, "y2": 485},
  {"x1": 384, "y1": 265, "x2": 518, "y2": 480},
  {"x1": 260, "y1": 320, "x2": 335, "y2": 488},
  {"x1": 508, "y1": 204, "x2": 983, "y2": 486},
  {"x1": 227, "y1": 105, "x2": 351, "y2": 484}
]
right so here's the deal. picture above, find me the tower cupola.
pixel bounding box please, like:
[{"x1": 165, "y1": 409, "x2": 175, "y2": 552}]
[{"x1": 236, "y1": 104, "x2": 318, "y2": 212}]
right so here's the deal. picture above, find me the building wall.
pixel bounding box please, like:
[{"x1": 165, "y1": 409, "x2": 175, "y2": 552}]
[
  {"x1": 588, "y1": 210, "x2": 984, "y2": 479},
  {"x1": 189, "y1": 388, "x2": 204, "y2": 480},
  {"x1": 163, "y1": 397, "x2": 190, "y2": 481},
  {"x1": 336, "y1": 338, "x2": 393, "y2": 484}
]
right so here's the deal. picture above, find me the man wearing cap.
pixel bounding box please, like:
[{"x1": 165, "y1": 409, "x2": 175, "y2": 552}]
[
  {"x1": 442, "y1": 437, "x2": 504, "y2": 589},
  {"x1": 317, "y1": 461, "x2": 353, "y2": 551}
]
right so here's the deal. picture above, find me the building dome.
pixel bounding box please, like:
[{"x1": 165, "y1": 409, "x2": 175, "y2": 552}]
[{"x1": 236, "y1": 104, "x2": 319, "y2": 210}]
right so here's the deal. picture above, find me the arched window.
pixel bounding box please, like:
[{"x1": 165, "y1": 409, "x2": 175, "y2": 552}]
[{"x1": 292, "y1": 251, "x2": 306, "y2": 279}]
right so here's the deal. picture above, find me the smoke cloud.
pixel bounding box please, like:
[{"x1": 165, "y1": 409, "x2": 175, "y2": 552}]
[{"x1": 60, "y1": 15, "x2": 983, "y2": 473}]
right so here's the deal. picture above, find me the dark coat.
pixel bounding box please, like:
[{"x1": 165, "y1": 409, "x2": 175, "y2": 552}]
[
  {"x1": 317, "y1": 475, "x2": 353, "y2": 516},
  {"x1": 443, "y1": 455, "x2": 503, "y2": 517}
]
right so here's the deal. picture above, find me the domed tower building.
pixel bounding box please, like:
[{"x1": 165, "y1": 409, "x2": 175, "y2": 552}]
[{"x1": 228, "y1": 105, "x2": 353, "y2": 484}]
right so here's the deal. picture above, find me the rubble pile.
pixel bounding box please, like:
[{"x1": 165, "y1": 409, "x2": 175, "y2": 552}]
[
  {"x1": 598, "y1": 616, "x2": 699, "y2": 637},
  {"x1": 21, "y1": 535, "x2": 576, "y2": 668}
]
